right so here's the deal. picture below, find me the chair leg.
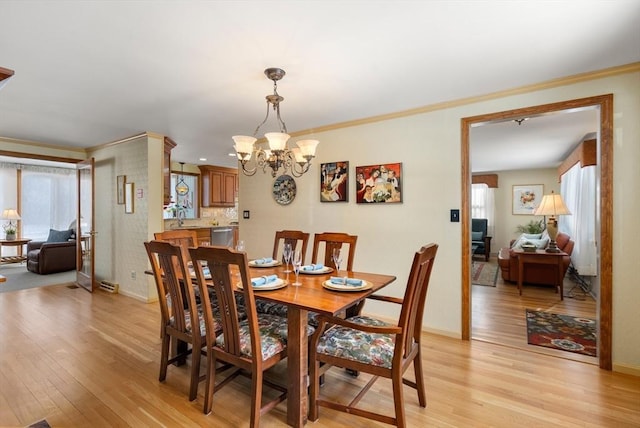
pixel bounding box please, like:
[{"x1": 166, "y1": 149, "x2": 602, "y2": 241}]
[
  {"x1": 250, "y1": 369, "x2": 263, "y2": 428},
  {"x1": 413, "y1": 352, "x2": 427, "y2": 407},
  {"x1": 159, "y1": 334, "x2": 170, "y2": 381},
  {"x1": 309, "y1": 359, "x2": 320, "y2": 421},
  {"x1": 189, "y1": 343, "x2": 202, "y2": 401},
  {"x1": 393, "y1": 369, "x2": 406, "y2": 428},
  {"x1": 203, "y1": 352, "x2": 216, "y2": 414}
]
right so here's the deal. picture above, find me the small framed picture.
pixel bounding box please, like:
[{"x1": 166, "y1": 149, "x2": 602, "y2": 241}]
[
  {"x1": 355, "y1": 162, "x2": 402, "y2": 204},
  {"x1": 512, "y1": 184, "x2": 543, "y2": 215},
  {"x1": 117, "y1": 175, "x2": 126, "y2": 204},
  {"x1": 125, "y1": 182, "x2": 134, "y2": 213},
  {"x1": 320, "y1": 161, "x2": 348, "y2": 202}
]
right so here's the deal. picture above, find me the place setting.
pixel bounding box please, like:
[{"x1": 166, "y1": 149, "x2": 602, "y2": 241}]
[
  {"x1": 237, "y1": 274, "x2": 288, "y2": 291},
  {"x1": 248, "y1": 257, "x2": 281, "y2": 268}
]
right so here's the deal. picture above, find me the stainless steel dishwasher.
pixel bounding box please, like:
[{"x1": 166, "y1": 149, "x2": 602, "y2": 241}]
[{"x1": 210, "y1": 226, "x2": 234, "y2": 247}]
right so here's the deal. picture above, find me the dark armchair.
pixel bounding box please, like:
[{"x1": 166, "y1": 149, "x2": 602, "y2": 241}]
[
  {"x1": 26, "y1": 240, "x2": 76, "y2": 274},
  {"x1": 472, "y1": 218, "x2": 492, "y2": 261}
]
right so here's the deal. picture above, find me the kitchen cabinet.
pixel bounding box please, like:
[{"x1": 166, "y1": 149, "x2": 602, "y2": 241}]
[
  {"x1": 163, "y1": 137, "x2": 177, "y2": 206},
  {"x1": 198, "y1": 165, "x2": 238, "y2": 207}
]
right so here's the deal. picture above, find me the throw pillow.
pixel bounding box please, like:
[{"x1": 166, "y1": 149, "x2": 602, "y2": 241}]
[
  {"x1": 522, "y1": 233, "x2": 542, "y2": 240},
  {"x1": 46, "y1": 228, "x2": 73, "y2": 243},
  {"x1": 471, "y1": 231, "x2": 483, "y2": 241}
]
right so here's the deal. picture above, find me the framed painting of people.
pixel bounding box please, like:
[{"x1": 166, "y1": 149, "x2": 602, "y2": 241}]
[
  {"x1": 355, "y1": 162, "x2": 402, "y2": 204},
  {"x1": 320, "y1": 161, "x2": 348, "y2": 202}
]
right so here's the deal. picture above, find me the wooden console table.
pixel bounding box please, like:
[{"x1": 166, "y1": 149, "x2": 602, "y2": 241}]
[
  {"x1": 514, "y1": 249, "x2": 568, "y2": 300},
  {"x1": 0, "y1": 238, "x2": 32, "y2": 266}
]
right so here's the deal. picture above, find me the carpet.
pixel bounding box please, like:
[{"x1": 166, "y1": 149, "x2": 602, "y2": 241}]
[
  {"x1": 526, "y1": 309, "x2": 597, "y2": 357},
  {"x1": 472, "y1": 261, "x2": 498, "y2": 286},
  {"x1": 0, "y1": 263, "x2": 76, "y2": 293}
]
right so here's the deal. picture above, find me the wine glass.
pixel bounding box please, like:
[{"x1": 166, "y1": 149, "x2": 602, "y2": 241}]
[
  {"x1": 292, "y1": 250, "x2": 303, "y2": 286},
  {"x1": 332, "y1": 248, "x2": 342, "y2": 272},
  {"x1": 283, "y1": 243, "x2": 292, "y2": 273}
]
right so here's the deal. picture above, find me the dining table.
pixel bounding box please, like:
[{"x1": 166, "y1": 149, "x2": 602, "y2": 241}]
[{"x1": 245, "y1": 262, "x2": 396, "y2": 427}]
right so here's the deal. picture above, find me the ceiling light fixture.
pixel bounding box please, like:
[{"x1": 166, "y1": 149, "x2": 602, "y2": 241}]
[
  {"x1": 233, "y1": 68, "x2": 319, "y2": 177},
  {"x1": 175, "y1": 162, "x2": 189, "y2": 196}
]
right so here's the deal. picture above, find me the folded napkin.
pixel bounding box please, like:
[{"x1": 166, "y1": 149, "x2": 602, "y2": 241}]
[
  {"x1": 253, "y1": 257, "x2": 274, "y2": 265},
  {"x1": 329, "y1": 276, "x2": 363, "y2": 286},
  {"x1": 251, "y1": 275, "x2": 278, "y2": 287},
  {"x1": 302, "y1": 263, "x2": 324, "y2": 271}
]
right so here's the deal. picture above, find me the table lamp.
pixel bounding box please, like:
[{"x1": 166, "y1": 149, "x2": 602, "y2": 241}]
[{"x1": 533, "y1": 191, "x2": 571, "y2": 253}]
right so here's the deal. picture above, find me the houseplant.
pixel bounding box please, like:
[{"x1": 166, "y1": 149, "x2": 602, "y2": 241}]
[
  {"x1": 515, "y1": 219, "x2": 545, "y2": 234},
  {"x1": 3, "y1": 223, "x2": 17, "y2": 240}
]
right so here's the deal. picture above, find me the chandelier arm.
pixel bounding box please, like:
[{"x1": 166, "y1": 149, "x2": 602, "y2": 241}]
[
  {"x1": 239, "y1": 161, "x2": 258, "y2": 176},
  {"x1": 252, "y1": 101, "x2": 273, "y2": 137},
  {"x1": 275, "y1": 103, "x2": 288, "y2": 133}
]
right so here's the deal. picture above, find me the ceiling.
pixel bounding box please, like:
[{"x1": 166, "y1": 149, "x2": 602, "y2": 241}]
[{"x1": 0, "y1": 1, "x2": 638, "y2": 170}]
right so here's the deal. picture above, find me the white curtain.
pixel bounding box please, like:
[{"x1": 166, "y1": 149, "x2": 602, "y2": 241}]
[
  {"x1": 471, "y1": 183, "x2": 496, "y2": 236},
  {"x1": 559, "y1": 163, "x2": 597, "y2": 276},
  {"x1": 21, "y1": 166, "x2": 77, "y2": 242}
]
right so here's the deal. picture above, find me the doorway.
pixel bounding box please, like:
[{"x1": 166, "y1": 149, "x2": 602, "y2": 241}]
[{"x1": 460, "y1": 95, "x2": 613, "y2": 370}]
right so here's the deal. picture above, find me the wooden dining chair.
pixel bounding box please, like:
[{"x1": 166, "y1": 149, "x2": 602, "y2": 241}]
[
  {"x1": 311, "y1": 232, "x2": 358, "y2": 271},
  {"x1": 189, "y1": 245, "x2": 294, "y2": 426},
  {"x1": 144, "y1": 240, "x2": 206, "y2": 402},
  {"x1": 309, "y1": 243, "x2": 438, "y2": 427},
  {"x1": 272, "y1": 229, "x2": 310, "y2": 263},
  {"x1": 154, "y1": 229, "x2": 198, "y2": 263}
]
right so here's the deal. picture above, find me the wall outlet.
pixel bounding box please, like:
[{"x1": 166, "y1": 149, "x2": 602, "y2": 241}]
[{"x1": 131, "y1": 271, "x2": 136, "y2": 279}]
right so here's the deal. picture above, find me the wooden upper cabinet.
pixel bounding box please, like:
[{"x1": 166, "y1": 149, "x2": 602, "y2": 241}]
[
  {"x1": 163, "y1": 137, "x2": 177, "y2": 206},
  {"x1": 198, "y1": 165, "x2": 238, "y2": 207}
]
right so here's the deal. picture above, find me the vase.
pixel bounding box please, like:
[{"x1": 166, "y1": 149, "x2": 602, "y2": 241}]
[{"x1": 5, "y1": 232, "x2": 16, "y2": 241}]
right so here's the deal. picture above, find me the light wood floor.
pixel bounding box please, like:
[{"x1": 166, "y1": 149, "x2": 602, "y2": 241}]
[
  {"x1": 472, "y1": 257, "x2": 598, "y2": 365},
  {"x1": 1, "y1": 282, "x2": 638, "y2": 427}
]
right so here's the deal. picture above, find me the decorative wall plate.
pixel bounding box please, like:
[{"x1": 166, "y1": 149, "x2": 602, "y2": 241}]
[{"x1": 273, "y1": 174, "x2": 297, "y2": 205}]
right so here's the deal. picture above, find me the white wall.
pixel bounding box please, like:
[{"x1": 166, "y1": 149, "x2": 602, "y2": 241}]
[{"x1": 238, "y1": 71, "x2": 640, "y2": 372}]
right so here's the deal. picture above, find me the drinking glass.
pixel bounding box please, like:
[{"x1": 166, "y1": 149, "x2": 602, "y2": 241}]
[
  {"x1": 332, "y1": 248, "x2": 342, "y2": 272},
  {"x1": 292, "y1": 250, "x2": 302, "y2": 286},
  {"x1": 283, "y1": 243, "x2": 292, "y2": 273},
  {"x1": 235, "y1": 240, "x2": 245, "y2": 252}
]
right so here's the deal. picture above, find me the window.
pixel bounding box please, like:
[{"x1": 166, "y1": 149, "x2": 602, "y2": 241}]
[
  {"x1": 471, "y1": 183, "x2": 495, "y2": 236},
  {"x1": 164, "y1": 173, "x2": 198, "y2": 219}
]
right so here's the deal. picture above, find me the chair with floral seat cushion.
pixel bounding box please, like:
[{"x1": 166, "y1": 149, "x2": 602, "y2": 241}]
[
  {"x1": 309, "y1": 243, "x2": 438, "y2": 427},
  {"x1": 144, "y1": 240, "x2": 208, "y2": 402},
  {"x1": 189, "y1": 245, "x2": 311, "y2": 426},
  {"x1": 311, "y1": 232, "x2": 358, "y2": 271}
]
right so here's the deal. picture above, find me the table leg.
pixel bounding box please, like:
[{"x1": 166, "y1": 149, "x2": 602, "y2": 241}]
[
  {"x1": 558, "y1": 257, "x2": 564, "y2": 301},
  {"x1": 517, "y1": 255, "x2": 524, "y2": 296},
  {"x1": 287, "y1": 307, "x2": 308, "y2": 427}
]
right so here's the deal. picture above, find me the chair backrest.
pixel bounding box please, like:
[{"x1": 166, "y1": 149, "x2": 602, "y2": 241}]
[
  {"x1": 154, "y1": 229, "x2": 198, "y2": 263},
  {"x1": 189, "y1": 245, "x2": 261, "y2": 361},
  {"x1": 311, "y1": 232, "x2": 358, "y2": 271},
  {"x1": 471, "y1": 218, "x2": 488, "y2": 239},
  {"x1": 145, "y1": 240, "x2": 200, "y2": 336},
  {"x1": 272, "y1": 230, "x2": 310, "y2": 263},
  {"x1": 398, "y1": 243, "x2": 438, "y2": 358}
]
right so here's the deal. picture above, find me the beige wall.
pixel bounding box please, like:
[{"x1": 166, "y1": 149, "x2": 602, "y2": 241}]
[{"x1": 238, "y1": 71, "x2": 640, "y2": 372}]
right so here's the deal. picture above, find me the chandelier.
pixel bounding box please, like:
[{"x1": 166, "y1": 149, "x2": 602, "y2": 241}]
[
  {"x1": 175, "y1": 162, "x2": 189, "y2": 196},
  {"x1": 233, "y1": 68, "x2": 319, "y2": 177}
]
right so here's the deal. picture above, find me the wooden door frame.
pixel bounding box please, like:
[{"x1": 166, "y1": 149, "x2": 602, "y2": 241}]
[{"x1": 461, "y1": 94, "x2": 613, "y2": 370}]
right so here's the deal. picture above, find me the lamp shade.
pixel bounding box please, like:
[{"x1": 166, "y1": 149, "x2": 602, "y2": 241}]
[
  {"x1": 1, "y1": 209, "x2": 21, "y2": 220},
  {"x1": 533, "y1": 191, "x2": 571, "y2": 217},
  {"x1": 296, "y1": 139, "x2": 319, "y2": 157},
  {"x1": 265, "y1": 132, "x2": 290, "y2": 151}
]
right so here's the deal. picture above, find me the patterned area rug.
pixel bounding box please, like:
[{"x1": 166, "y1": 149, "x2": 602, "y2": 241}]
[
  {"x1": 472, "y1": 261, "x2": 498, "y2": 286},
  {"x1": 526, "y1": 309, "x2": 597, "y2": 357}
]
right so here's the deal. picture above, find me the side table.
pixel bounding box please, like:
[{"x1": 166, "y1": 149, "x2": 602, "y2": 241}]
[
  {"x1": 514, "y1": 249, "x2": 568, "y2": 300},
  {"x1": 0, "y1": 238, "x2": 32, "y2": 266}
]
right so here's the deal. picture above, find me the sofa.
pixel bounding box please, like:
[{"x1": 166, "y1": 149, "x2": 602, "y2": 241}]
[
  {"x1": 26, "y1": 230, "x2": 77, "y2": 275},
  {"x1": 497, "y1": 232, "x2": 574, "y2": 286}
]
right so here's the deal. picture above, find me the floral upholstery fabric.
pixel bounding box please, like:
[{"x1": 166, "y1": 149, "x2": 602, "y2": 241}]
[
  {"x1": 255, "y1": 298, "x2": 320, "y2": 328},
  {"x1": 316, "y1": 315, "x2": 396, "y2": 368},
  {"x1": 169, "y1": 310, "x2": 208, "y2": 336},
  {"x1": 215, "y1": 313, "x2": 290, "y2": 360}
]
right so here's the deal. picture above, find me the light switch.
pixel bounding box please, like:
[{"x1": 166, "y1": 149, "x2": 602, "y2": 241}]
[
  {"x1": 243, "y1": 210, "x2": 250, "y2": 219},
  {"x1": 450, "y1": 209, "x2": 460, "y2": 222}
]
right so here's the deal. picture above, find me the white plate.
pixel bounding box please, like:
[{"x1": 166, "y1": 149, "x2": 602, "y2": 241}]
[
  {"x1": 322, "y1": 279, "x2": 372, "y2": 292},
  {"x1": 248, "y1": 260, "x2": 282, "y2": 268},
  {"x1": 299, "y1": 266, "x2": 334, "y2": 275},
  {"x1": 189, "y1": 267, "x2": 211, "y2": 279},
  {"x1": 237, "y1": 278, "x2": 288, "y2": 291}
]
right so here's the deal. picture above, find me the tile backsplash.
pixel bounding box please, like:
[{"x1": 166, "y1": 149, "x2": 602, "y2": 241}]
[{"x1": 164, "y1": 206, "x2": 238, "y2": 228}]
